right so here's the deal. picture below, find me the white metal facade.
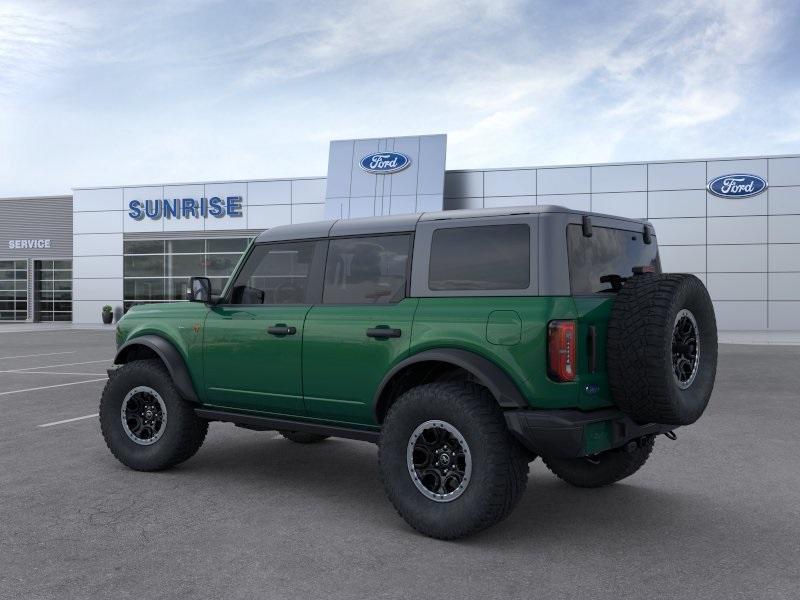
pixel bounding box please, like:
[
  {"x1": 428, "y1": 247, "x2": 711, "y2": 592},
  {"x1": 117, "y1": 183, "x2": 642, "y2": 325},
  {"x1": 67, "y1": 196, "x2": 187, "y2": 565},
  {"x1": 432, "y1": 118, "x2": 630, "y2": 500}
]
[{"x1": 70, "y1": 153, "x2": 800, "y2": 330}]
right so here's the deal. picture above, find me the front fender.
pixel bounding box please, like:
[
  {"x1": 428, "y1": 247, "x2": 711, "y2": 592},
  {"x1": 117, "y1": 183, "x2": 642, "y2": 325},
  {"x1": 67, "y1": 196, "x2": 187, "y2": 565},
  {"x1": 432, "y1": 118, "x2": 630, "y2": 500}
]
[{"x1": 114, "y1": 335, "x2": 200, "y2": 403}]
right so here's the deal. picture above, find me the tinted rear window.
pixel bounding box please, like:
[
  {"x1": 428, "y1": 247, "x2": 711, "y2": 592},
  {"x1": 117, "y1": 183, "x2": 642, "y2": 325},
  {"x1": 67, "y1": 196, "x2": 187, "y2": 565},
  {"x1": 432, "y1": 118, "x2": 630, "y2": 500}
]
[
  {"x1": 567, "y1": 224, "x2": 660, "y2": 294},
  {"x1": 428, "y1": 225, "x2": 530, "y2": 291}
]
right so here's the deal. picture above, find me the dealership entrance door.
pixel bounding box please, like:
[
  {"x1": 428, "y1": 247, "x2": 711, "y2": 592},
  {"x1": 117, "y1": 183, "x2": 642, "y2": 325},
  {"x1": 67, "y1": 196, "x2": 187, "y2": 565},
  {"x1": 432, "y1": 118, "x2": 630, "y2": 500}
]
[
  {"x1": 0, "y1": 260, "x2": 28, "y2": 321},
  {"x1": 34, "y1": 260, "x2": 72, "y2": 322}
]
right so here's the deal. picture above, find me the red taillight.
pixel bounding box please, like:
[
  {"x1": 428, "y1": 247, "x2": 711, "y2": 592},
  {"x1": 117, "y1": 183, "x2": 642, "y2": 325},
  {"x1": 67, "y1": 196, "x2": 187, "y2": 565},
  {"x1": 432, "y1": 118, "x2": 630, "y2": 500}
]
[{"x1": 548, "y1": 320, "x2": 576, "y2": 382}]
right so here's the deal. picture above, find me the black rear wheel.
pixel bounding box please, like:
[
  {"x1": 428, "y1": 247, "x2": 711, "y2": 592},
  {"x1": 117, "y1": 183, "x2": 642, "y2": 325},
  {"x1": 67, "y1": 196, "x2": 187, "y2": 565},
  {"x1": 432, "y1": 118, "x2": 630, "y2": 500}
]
[{"x1": 379, "y1": 382, "x2": 528, "y2": 540}]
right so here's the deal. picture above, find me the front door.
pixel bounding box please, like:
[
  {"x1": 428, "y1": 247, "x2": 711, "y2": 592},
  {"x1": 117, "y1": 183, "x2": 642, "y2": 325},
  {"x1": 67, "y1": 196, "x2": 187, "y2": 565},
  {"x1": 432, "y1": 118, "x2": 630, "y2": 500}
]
[
  {"x1": 203, "y1": 240, "x2": 323, "y2": 416},
  {"x1": 302, "y1": 234, "x2": 416, "y2": 426}
]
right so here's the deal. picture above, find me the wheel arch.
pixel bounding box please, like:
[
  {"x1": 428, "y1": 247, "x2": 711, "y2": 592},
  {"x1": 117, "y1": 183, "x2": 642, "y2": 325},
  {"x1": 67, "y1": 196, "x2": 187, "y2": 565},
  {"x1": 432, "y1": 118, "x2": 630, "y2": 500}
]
[
  {"x1": 373, "y1": 348, "x2": 528, "y2": 423},
  {"x1": 114, "y1": 335, "x2": 199, "y2": 403}
]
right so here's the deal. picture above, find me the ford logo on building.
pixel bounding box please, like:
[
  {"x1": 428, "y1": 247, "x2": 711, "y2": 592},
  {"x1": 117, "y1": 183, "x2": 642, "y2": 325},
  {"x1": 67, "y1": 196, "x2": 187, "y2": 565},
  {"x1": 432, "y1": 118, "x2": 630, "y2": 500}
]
[
  {"x1": 707, "y1": 174, "x2": 768, "y2": 198},
  {"x1": 359, "y1": 152, "x2": 411, "y2": 174}
]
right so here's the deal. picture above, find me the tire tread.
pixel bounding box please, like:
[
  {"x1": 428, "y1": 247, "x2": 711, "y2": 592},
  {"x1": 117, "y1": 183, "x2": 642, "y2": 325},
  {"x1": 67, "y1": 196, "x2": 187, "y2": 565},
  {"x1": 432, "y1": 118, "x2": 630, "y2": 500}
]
[
  {"x1": 379, "y1": 381, "x2": 528, "y2": 539},
  {"x1": 607, "y1": 273, "x2": 716, "y2": 425},
  {"x1": 99, "y1": 359, "x2": 208, "y2": 471}
]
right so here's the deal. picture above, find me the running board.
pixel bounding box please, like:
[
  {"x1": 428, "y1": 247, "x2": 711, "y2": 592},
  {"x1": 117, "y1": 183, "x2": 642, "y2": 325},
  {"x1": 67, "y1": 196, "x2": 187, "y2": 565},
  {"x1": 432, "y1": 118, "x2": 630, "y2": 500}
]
[{"x1": 195, "y1": 408, "x2": 381, "y2": 444}]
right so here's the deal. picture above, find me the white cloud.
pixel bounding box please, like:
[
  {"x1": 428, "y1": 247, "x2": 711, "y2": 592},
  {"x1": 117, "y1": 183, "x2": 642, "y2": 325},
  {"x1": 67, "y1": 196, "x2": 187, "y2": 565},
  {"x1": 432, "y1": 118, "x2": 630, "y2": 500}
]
[
  {"x1": 0, "y1": 0, "x2": 796, "y2": 195},
  {"x1": 236, "y1": 0, "x2": 520, "y2": 86},
  {"x1": 444, "y1": 0, "x2": 787, "y2": 168},
  {"x1": 0, "y1": 0, "x2": 90, "y2": 99}
]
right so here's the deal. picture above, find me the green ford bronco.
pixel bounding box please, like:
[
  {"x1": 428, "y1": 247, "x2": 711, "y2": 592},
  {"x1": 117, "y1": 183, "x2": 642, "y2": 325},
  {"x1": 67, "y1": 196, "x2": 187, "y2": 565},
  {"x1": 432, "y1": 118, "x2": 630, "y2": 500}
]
[{"x1": 101, "y1": 205, "x2": 717, "y2": 539}]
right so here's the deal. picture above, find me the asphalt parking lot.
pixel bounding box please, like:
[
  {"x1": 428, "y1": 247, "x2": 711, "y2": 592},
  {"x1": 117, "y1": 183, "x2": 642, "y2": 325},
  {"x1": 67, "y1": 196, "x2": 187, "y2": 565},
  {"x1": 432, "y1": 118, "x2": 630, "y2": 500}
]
[{"x1": 1, "y1": 328, "x2": 798, "y2": 600}]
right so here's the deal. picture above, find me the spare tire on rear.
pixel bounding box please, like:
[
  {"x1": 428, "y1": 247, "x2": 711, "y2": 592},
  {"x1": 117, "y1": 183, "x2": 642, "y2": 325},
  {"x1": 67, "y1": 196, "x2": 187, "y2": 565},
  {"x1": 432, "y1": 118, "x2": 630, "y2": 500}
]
[{"x1": 607, "y1": 273, "x2": 717, "y2": 426}]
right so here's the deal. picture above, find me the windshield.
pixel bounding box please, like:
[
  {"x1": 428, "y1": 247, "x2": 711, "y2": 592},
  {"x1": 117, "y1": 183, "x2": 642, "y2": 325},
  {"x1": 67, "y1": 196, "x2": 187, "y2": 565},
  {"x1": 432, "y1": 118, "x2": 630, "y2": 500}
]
[{"x1": 567, "y1": 224, "x2": 660, "y2": 294}]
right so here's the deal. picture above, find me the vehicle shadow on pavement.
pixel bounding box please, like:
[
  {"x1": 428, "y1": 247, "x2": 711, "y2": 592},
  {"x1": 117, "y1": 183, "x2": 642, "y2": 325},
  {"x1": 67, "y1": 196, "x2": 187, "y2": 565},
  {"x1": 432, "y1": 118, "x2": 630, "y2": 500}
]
[
  {"x1": 155, "y1": 427, "x2": 713, "y2": 546},
  {"x1": 481, "y1": 475, "x2": 706, "y2": 545}
]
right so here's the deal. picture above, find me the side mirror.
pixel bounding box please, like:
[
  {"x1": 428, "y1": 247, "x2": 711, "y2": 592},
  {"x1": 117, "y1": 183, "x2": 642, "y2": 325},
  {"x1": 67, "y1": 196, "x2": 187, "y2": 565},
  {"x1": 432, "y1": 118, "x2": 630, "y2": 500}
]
[{"x1": 187, "y1": 276, "x2": 212, "y2": 303}]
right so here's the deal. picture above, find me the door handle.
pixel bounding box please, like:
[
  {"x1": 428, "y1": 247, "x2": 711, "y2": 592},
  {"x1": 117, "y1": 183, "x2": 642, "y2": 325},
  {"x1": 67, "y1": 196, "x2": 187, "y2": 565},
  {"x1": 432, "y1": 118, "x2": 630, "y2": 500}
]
[
  {"x1": 366, "y1": 327, "x2": 402, "y2": 339},
  {"x1": 267, "y1": 324, "x2": 297, "y2": 336}
]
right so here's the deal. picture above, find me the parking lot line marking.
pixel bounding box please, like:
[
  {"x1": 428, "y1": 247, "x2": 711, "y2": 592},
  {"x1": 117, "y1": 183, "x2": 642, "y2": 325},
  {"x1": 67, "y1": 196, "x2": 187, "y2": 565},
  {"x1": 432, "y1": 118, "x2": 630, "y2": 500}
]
[
  {"x1": 0, "y1": 378, "x2": 108, "y2": 396},
  {"x1": 0, "y1": 351, "x2": 76, "y2": 361},
  {"x1": 0, "y1": 359, "x2": 109, "y2": 373},
  {"x1": 38, "y1": 413, "x2": 99, "y2": 428},
  {"x1": 3, "y1": 371, "x2": 108, "y2": 376}
]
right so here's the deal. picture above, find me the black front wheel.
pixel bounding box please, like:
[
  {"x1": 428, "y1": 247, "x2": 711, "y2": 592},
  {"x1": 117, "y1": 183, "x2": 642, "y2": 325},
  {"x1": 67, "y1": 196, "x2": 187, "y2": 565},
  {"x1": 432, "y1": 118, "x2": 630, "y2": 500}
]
[
  {"x1": 99, "y1": 359, "x2": 208, "y2": 471},
  {"x1": 542, "y1": 436, "x2": 655, "y2": 488}
]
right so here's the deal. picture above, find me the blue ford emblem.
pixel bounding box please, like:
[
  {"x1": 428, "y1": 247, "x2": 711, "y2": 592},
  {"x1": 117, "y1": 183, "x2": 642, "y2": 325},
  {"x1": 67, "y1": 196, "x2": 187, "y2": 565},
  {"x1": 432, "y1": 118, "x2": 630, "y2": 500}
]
[
  {"x1": 359, "y1": 152, "x2": 411, "y2": 174},
  {"x1": 707, "y1": 174, "x2": 767, "y2": 198}
]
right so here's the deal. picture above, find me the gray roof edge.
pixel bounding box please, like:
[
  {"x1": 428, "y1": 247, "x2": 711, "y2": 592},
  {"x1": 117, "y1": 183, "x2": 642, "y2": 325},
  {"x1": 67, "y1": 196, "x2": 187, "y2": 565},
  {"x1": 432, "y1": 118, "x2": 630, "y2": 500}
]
[
  {"x1": 328, "y1": 133, "x2": 446, "y2": 144},
  {"x1": 72, "y1": 175, "x2": 326, "y2": 192},
  {"x1": 254, "y1": 219, "x2": 336, "y2": 244},
  {"x1": 445, "y1": 152, "x2": 800, "y2": 174},
  {"x1": 253, "y1": 204, "x2": 649, "y2": 243}
]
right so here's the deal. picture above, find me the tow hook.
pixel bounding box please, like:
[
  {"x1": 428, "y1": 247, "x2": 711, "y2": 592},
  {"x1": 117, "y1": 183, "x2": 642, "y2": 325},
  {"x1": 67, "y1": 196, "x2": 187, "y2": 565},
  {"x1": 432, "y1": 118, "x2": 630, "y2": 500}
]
[{"x1": 663, "y1": 431, "x2": 677, "y2": 441}]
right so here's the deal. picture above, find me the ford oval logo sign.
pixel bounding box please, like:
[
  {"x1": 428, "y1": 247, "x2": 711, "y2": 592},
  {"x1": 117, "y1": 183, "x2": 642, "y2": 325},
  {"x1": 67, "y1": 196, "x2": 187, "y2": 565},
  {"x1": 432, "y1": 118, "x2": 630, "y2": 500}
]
[
  {"x1": 707, "y1": 174, "x2": 768, "y2": 198},
  {"x1": 359, "y1": 152, "x2": 411, "y2": 174}
]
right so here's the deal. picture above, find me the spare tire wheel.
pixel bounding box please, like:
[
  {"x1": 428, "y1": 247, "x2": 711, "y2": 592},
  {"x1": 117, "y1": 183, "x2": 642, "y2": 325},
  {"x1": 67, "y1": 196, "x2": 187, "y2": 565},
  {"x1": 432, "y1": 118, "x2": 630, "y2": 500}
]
[{"x1": 606, "y1": 273, "x2": 717, "y2": 426}]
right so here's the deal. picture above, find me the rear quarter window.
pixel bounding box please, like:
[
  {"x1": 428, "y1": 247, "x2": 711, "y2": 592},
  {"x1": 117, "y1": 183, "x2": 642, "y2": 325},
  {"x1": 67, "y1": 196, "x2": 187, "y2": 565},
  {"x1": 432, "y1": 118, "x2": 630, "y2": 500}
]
[
  {"x1": 567, "y1": 224, "x2": 660, "y2": 294},
  {"x1": 428, "y1": 224, "x2": 530, "y2": 291}
]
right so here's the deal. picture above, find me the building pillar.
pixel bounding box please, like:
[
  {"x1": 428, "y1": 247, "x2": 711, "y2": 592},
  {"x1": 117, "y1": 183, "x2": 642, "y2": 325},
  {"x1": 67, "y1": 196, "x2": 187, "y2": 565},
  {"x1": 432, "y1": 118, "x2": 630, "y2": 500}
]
[{"x1": 25, "y1": 258, "x2": 35, "y2": 323}]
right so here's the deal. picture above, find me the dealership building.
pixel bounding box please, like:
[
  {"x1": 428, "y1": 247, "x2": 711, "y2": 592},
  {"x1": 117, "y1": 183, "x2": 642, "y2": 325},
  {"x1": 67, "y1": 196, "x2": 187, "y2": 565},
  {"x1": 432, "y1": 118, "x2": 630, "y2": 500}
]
[{"x1": 1, "y1": 133, "x2": 798, "y2": 332}]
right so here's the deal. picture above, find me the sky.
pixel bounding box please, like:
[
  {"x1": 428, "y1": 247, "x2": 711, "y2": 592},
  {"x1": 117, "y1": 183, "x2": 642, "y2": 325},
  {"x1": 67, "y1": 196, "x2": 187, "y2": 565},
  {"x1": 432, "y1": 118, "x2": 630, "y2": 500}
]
[{"x1": 1, "y1": 0, "x2": 799, "y2": 197}]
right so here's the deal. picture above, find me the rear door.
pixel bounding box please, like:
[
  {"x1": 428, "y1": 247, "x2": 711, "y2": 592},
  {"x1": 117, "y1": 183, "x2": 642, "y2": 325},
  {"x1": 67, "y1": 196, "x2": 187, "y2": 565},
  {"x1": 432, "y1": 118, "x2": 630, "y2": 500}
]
[
  {"x1": 302, "y1": 234, "x2": 417, "y2": 426},
  {"x1": 203, "y1": 240, "x2": 324, "y2": 416}
]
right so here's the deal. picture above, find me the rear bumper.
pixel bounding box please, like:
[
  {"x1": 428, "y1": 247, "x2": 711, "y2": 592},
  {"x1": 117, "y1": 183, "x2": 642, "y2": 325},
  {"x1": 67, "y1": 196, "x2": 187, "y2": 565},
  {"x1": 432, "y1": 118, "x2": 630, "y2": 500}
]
[{"x1": 504, "y1": 408, "x2": 675, "y2": 458}]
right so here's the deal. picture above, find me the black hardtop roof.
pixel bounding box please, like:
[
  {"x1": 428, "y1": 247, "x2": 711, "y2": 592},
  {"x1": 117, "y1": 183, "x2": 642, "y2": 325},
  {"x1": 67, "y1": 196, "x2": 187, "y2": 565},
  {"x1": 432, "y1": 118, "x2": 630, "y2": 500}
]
[{"x1": 254, "y1": 204, "x2": 648, "y2": 243}]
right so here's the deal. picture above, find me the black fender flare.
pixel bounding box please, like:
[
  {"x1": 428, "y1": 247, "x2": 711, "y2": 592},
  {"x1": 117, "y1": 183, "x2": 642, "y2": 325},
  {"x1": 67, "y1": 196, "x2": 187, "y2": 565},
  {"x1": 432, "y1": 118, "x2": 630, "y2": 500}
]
[
  {"x1": 114, "y1": 335, "x2": 199, "y2": 403},
  {"x1": 373, "y1": 348, "x2": 528, "y2": 419}
]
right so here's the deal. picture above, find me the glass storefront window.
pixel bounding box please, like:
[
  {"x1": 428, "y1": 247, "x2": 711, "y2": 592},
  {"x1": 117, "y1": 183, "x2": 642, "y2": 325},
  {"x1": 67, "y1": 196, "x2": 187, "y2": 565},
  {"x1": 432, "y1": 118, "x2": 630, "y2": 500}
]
[
  {"x1": 123, "y1": 237, "x2": 250, "y2": 309},
  {"x1": 166, "y1": 254, "x2": 206, "y2": 277},
  {"x1": 167, "y1": 278, "x2": 189, "y2": 300},
  {"x1": 123, "y1": 240, "x2": 165, "y2": 255},
  {"x1": 167, "y1": 239, "x2": 205, "y2": 254},
  {"x1": 207, "y1": 238, "x2": 248, "y2": 253},
  {"x1": 124, "y1": 255, "x2": 166, "y2": 277},
  {"x1": 0, "y1": 260, "x2": 28, "y2": 321},
  {"x1": 35, "y1": 259, "x2": 72, "y2": 322},
  {"x1": 124, "y1": 278, "x2": 167, "y2": 302}
]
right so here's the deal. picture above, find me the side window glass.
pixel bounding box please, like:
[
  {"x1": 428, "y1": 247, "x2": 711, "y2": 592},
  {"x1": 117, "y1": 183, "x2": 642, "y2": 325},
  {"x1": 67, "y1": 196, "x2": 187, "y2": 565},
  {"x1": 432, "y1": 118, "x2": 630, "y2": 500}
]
[
  {"x1": 230, "y1": 242, "x2": 315, "y2": 305},
  {"x1": 323, "y1": 235, "x2": 410, "y2": 304},
  {"x1": 428, "y1": 225, "x2": 530, "y2": 291}
]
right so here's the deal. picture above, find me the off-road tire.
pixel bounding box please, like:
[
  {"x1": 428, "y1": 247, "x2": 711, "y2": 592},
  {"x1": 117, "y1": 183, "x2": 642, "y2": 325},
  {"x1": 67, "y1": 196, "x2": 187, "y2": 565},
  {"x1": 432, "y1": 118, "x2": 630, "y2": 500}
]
[
  {"x1": 99, "y1": 359, "x2": 208, "y2": 471},
  {"x1": 278, "y1": 431, "x2": 330, "y2": 444},
  {"x1": 379, "y1": 382, "x2": 529, "y2": 540},
  {"x1": 607, "y1": 273, "x2": 717, "y2": 425},
  {"x1": 542, "y1": 435, "x2": 655, "y2": 488}
]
